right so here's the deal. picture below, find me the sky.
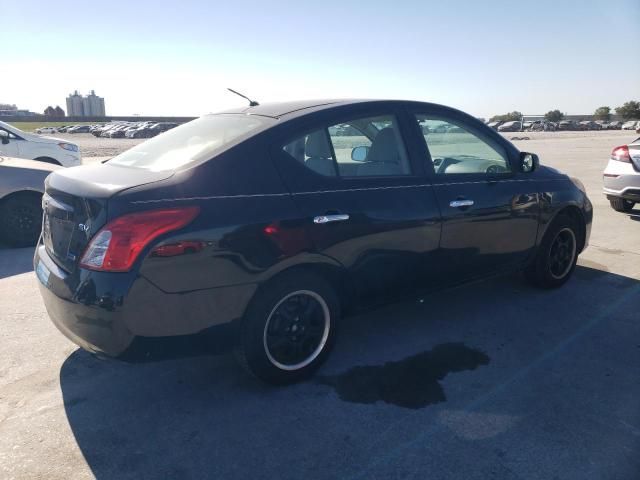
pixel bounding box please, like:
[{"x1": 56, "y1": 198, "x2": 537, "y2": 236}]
[{"x1": 2, "y1": 0, "x2": 639, "y2": 118}]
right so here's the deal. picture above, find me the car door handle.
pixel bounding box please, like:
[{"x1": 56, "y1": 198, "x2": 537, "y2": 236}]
[
  {"x1": 449, "y1": 199, "x2": 474, "y2": 208},
  {"x1": 314, "y1": 214, "x2": 350, "y2": 224}
]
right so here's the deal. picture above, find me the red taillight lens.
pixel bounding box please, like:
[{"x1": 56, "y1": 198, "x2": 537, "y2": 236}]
[
  {"x1": 80, "y1": 206, "x2": 200, "y2": 272},
  {"x1": 611, "y1": 145, "x2": 631, "y2": 163}
]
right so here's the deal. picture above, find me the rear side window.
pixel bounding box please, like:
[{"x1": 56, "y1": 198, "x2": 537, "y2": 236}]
[
  {"x1": 283, "y1": 130, "x2": 338, "y2": 177},
  {"x1": 282, "y1": 115, "x2": 411, "y2": 177},
  {"x1": 109, "y1": 114, "x2": 269, "y2": 171}
]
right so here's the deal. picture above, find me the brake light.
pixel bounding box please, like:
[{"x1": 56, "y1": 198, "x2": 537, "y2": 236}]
[
  {"x1": 80, "y1": 206, "x2": 200, "y2": 271},
  {"x1": 611, "y1": 145, "x2": 631, "y2": 163}
]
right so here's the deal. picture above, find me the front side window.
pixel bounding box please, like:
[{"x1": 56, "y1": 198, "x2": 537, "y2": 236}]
[
  {"x1": 0, "y1": 127, "x2": 19, "y2": 139},
  {"x1": 282, "y1": 115, "x2": 411, "y2": 178},
  {"x1": 109, "y1": 114, "x2": 269, "y2": 171},
  {"x1": 416, "y1": 115, "x2": 510, "y2": 175}
]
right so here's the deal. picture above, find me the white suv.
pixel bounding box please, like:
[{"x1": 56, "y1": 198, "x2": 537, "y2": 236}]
[
  {"x1": 0, "y1": 121, "x2": 81, "y2": 167},
  {"x1": 603, "y1": 138, "x2": 640, "y2": 212}
]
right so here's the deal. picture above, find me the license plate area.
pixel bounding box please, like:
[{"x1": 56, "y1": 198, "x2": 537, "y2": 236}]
[{"x1": 35, "y1": 259, "x2": 51, "y2": 286}]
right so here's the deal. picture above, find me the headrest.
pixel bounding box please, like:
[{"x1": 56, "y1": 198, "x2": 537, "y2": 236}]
[
  {"x1": 305, "y1": 131, "x2": 332, "y2": 158},
  {"x1": 367, "y1": 128, "x2": 400, "y2": 164}
]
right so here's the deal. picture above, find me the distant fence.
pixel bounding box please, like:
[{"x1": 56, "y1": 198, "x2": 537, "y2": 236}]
[{"x1": 0, "y1": 115, "x2": 197, "y2": 123}]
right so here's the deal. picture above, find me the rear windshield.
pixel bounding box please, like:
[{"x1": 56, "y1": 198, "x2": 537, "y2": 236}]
[{"x1": 109, "y1": 114, "x2": 269, "y2": 171}]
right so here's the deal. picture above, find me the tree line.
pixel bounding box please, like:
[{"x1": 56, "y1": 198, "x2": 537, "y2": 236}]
[{"x1": 490, "y1": 100, "x2": 640, "y2": 123}]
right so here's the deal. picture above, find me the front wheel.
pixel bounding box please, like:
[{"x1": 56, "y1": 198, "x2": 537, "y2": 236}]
[
  {"x1": 525, "y1": 213, "x2": 580, "y2": 289},
  {"x1": 609, "y1": 198, "x2": 635, "y2": 213},
  {"x1": 235, "y1": 272, "x2": 339, "y2": 385}
]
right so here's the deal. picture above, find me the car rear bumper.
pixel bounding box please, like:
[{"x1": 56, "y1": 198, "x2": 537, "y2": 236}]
[
  {"x1": 603, "y1": 159, "x2": 640, "y2": 201},
  {"x1": 34, "y1": 245, "x2": 256, "y2": 357}
]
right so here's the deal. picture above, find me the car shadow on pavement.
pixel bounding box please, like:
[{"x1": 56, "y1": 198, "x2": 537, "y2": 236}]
[
  {"x1": 0, "y1": 245, "x2": 34, "y2": 279},
  {"x1": 59, "y1": 266, "x2": 640, "y2": 480}
]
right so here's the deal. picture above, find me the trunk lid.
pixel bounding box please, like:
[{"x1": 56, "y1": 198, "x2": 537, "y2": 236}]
[{"x1": 42, "y1": 164, "x2": 173, "y2": 272}]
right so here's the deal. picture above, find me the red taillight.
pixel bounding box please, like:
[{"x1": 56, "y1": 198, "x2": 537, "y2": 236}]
[
  {"x1": 80, "y1": 206, "x2": 200, "y2": 272},
  {"x1": 611, "y1": 145, "x2": 631, "y2": 163}
]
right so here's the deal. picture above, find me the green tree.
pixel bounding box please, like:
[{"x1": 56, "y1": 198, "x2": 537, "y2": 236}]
[
  {"x1": 593, "y1": 106, "x2": 611, "y2": 121},
  {"x1": 615, "y1": 101, "x2": 640, "y2": 120},
  {"x1": 544, "y1": 109, "x2": 564, "y2": 122},
  {"x1": 489, "y1": 111, "x2": 522, "y2": 122}
]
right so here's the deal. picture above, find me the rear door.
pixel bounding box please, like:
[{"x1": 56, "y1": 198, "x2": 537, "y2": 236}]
[
  {"x1": 410, "y1": 109, "x2": 539, "y2": 281},
  {"x1": 272, "y1": 105, "x2": 442, "y2": 303}
]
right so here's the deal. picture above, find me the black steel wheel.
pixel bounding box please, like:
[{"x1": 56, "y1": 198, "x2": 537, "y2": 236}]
[
  {"x1": 525, "y1": 212, "x2": 581, "y2": 289},
  {"x1": 236, "y1": 271, "x2": 339, "y2": 385},
  {"x1": 263, "y1": 290, "x2": 330, "y2": 371},
  {"x1": 547, "y1": 227, "x2": 577, "y2": 280}
]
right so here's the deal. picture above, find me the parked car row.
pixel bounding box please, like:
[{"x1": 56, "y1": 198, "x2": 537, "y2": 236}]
[
  {"x1": 35, "y1": 122, "x2": 182, "y2": 138},
  {"x1": 487, "y1": 119, "x2": 640, "y2": 132},
  {"x1": 91, "y1": 121, "x2": 179, "y2": 139}
]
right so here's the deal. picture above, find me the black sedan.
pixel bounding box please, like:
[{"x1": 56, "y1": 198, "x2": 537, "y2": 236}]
[{"x1": 34, "y1": 99, "x2": 593, "y2": 384}]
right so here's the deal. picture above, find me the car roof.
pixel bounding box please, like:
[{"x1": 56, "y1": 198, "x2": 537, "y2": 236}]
[
  {"x1": 217, "y1": 98, "x2": 509, "y2": 124},
  {"x1": 218, "y1": 99, "x2": 374, "y2": 119}
]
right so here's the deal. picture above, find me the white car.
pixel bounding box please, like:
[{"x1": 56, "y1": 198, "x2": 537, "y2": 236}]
[
  {"x1": 35, "y1": 127, "x2": 58, "y2": 134},
  {"x1": 603, "y1": 138, "x2": 640, "y2": 212},
  {"x1": 621, "y1": 120, "x2": 639, "y2": 130},
  {"x1": 0, "y1": 121, "x2": 81, "y2": 167}
]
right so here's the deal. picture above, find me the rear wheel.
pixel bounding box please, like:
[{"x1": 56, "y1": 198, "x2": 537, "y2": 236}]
[
  {"x1": 236, "y1": 272, "x2": 339, "y2": 385},
  {"x1": 525, "y1": 213, "x2": 580, "y2": 289},
  {"x1": 609, "y1": 198, "x2": 635, "y2": 212},
  {"x1": 0, "y1": 192, "x2": 43, "y2": 247}
]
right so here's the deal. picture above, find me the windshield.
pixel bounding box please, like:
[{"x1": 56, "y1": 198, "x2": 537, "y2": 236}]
[{"x1": 108, "y1": 114, "x2": 269, "y2": 171}]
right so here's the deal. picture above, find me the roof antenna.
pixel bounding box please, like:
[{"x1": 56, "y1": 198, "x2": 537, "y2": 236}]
[{"x1": 227, "y1": 88, "x2": 259, "y2": 107}]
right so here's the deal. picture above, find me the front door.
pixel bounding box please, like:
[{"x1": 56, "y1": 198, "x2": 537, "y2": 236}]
[
  {"x1": 411, "y1": 112, "x2": 539, "y2": 281},
  {"x1": 272, "y1": 108, "x2": 442, "y2": 302}
]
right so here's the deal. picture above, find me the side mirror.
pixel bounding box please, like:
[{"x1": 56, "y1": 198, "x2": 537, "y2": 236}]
[
  {"x1": 520, "y1": 152, "x2": 539, "y2": 173},
  {"x1": 351, "y1": 145, "x2": 370, "y2": 162},
  {"x1": 0, "y1": 130, "x2": 9, "y2": 145}
]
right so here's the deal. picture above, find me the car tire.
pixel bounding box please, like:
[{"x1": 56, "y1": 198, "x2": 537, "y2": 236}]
[
  {"x1": 0, "y1": 192, "x2": 43, "y2": 247},
  {"x1": 525, "y1": 213, "x2": 580, "y2": 289},
  {"x1": 235, "y1": 271, "x2": 340, "y2": 385},
  {"x1": 609, "y1": 198, "x2": 635, "y2": 213}
]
